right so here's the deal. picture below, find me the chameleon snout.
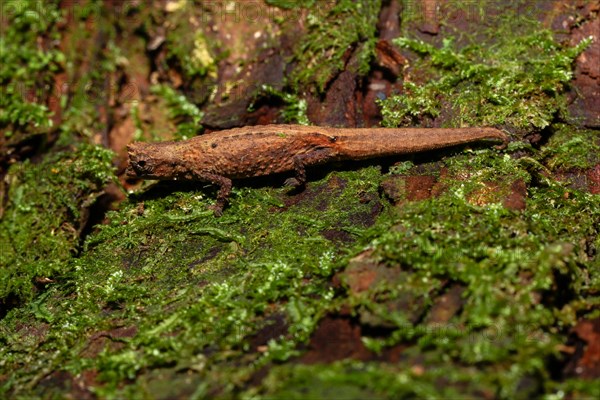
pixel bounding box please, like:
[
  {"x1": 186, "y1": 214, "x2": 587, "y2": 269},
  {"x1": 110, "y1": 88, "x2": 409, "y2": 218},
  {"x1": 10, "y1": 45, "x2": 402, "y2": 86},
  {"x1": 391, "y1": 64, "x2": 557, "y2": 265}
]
[{"x1": 126, "y1": 143, "x2": 152, "y2": 177}]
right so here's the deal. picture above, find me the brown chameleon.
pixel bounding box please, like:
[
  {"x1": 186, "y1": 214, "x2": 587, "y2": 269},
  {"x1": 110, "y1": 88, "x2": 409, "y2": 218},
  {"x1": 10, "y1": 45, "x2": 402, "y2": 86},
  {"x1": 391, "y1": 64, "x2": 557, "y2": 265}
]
[{"x1": 127, "y1": 124, "x2": 507, "y2": 215}]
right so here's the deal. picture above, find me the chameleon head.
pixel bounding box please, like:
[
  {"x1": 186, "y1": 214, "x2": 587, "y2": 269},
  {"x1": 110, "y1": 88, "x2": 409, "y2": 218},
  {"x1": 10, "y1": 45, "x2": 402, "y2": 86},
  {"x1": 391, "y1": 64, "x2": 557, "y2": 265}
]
[{"x1": 127, "y1": 141, "x2": 181, "y2": 180}]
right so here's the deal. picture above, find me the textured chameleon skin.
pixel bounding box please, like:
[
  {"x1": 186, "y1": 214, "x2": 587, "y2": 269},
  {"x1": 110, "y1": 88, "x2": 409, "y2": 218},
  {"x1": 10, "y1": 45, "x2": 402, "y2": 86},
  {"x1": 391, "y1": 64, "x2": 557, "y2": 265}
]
[{"x1": 127, "y1": 124, "x2": 507, "y2": 214}]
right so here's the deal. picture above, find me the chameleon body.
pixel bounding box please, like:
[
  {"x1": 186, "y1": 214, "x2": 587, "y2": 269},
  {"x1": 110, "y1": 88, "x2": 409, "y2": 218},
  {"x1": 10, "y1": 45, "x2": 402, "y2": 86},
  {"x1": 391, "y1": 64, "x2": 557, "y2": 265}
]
[{"x1": 127, "y1": 124, "x2": 507, "y2": 214}]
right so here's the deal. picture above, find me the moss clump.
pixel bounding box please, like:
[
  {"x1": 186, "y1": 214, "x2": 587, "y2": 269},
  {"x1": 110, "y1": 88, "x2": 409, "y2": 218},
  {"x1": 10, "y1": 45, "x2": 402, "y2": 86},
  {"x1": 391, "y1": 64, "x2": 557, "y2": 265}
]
[
  {"x1": 0, "y1": 166, "x2": 388, "y2": 397},
  {"x1": 0, "y1": 0, "x2": 64, "y2": 137},
  {"x1": 541, "y1": 124, "x2": 600, "y2": 171},
  {"x1": 298, "y1": 145, "x2": 596, "y2": 398},
  {"x1": 284, "y1": 0, "x2": 381, "y2": 94},
  {"x1": 379, "y1": 13, "x2": 592, "y2": 129},
  {"x1": 250, "y1": 85, "x2": 310, "y2": 125},
  {"x1": 342, "y1": 178, "x2": 599, "y2": 397},
  {"x1": 255, "y1": 360, "x2": 501, "y2": 399},
  {"x1": 55, "y1": 2, "x2": 132, "y2": 146},
  {"x1": 257, "y1": 362, "x2": 388, "y2": 399},
  {"x1": 163, "y1": 4, "x2": 218, "y2": 83},
  {"x1": 265, "y1": 0, "x2": 316, "y2": 9},
  {"x1": 2, "y1": 144, "x2": 598, "y2": 398},
  {"x1": 167, "y1": 29, "x2": 217, "y2": 81},
  {"x1": 150, "y1": 84, "x2": 204, "y2": 140},
  {"x1": 0, "y1": 145, "x2": 116, "y2": 312}
]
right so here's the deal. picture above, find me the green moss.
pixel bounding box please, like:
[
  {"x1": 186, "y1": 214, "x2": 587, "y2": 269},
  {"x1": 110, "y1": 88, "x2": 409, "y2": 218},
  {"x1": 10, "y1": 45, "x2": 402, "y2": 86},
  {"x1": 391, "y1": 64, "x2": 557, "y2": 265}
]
[
  {"x1": 3, "y1": 138, "x2": 597, "y2": 398},
  {"x1": 265, "y1": 0, "x2": 316, "y2": 9},
  {"x1": 150, "y1": 84, "x2": 204, "y2": 140},
  {"x1": 0, "y1": 145, "x2": 116, "y2": 311},
  {"x1": 164, "y1": 5, "x2": 218, "y2": 81},
  {"x1": 254, "y1": 360, "x2": 498, "y2": 399},
  {"x1": 345, "y1": 172, "x2": 599, "y2": 397},
  {"x1": 1, "y1": 2, "x2": 598, "y2": 398},
  {"x1": 0, "y1": 166, "x2": 390, "y2": 397},
  {"x1": 541, "y1": 124, "x2": 600, "y2": 170},
  {"x1": 250, "y1": 85, "x2": 310, "y2": 125},
  {"x1": 286, "y1": 0, "x2": 381, "y2": 94},
  {"x1": 56, "y1": 3, "x2": 130, "y2": 146},
  {"x1": 257, "y1": 362, "x2": 388, "y2": 399},
  {"x1": 2, "y1": 142, "x2": 598, "y2": 398},
  {"x1": 443, "y1": 148, "x2": 532, "y2": 203},
  {"x1": 167, "y1": 30, "x2": 217, "y2": 81},
  {"x1": 548, "y1": 378, "x2": 600, "y2": 400},
  {"x1": 0, "y1": 0, "x2": 64, "y2": 136},
  {"x1": 379, "y1": 13, "x2": 591, "y2": 129}
]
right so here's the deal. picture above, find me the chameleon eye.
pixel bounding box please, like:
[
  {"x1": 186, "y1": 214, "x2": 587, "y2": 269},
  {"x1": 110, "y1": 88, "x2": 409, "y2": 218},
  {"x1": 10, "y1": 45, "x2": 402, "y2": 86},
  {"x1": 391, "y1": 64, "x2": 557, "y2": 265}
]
[{"x1": 138, "y1": 160, "x2": 146, "y2": 167}]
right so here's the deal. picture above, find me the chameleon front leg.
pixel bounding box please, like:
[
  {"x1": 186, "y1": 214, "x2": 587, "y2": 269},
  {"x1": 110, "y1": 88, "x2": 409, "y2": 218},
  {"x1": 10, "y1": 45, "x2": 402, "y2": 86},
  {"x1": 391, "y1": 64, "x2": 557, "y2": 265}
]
[
  {"x1": 191, "y1": 170, "x2": 232, "y2": 216},
  {"x1": 285, "y1": 148, "x2": 335, "y2": 188}
]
